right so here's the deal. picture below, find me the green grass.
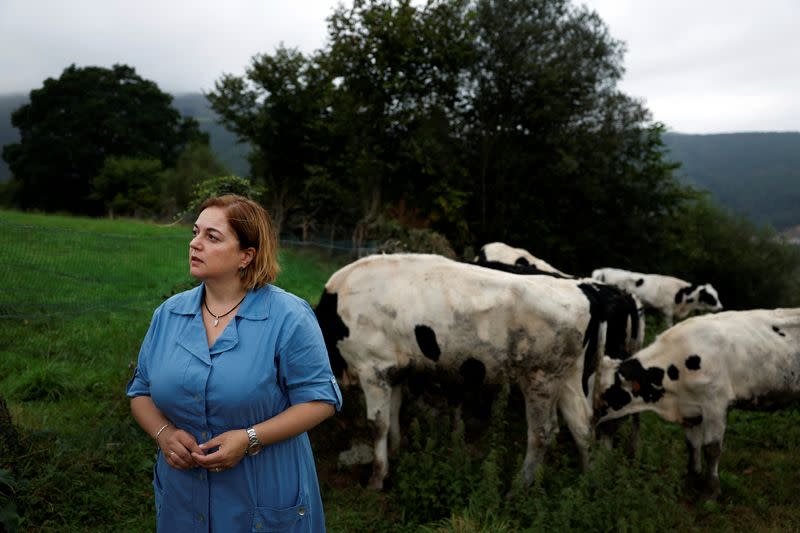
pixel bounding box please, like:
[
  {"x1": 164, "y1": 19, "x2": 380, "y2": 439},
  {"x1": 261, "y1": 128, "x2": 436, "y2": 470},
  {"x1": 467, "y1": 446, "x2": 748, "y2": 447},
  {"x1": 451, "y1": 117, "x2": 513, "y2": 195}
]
[{"x1": 3, "y1": 209, "x2": 800, "y2": 532}]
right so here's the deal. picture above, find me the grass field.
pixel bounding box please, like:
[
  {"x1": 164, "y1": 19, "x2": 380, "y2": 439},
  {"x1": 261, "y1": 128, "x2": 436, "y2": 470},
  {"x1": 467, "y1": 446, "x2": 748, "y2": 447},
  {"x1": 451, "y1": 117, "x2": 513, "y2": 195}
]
[{"x1": 2, "y1": 210, "x2": 800, "y2": 532}]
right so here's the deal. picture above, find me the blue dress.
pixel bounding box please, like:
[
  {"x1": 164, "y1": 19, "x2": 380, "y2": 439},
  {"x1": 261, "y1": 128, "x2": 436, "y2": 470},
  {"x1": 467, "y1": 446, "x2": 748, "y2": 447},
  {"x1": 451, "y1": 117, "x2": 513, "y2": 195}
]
[{"x1": 127, "y1": 284, "x2": 342, "y2": 532}]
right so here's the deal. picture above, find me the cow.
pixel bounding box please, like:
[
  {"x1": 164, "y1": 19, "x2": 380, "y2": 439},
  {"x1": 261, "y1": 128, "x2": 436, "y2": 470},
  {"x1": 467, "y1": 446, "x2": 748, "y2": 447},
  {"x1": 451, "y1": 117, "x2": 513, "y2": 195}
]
[
  {"x1": 476, "y1": 242, "x2": 571, "y2": 278},
  {"x1": 315, "y1": 253, "x2": 609, "y2": 490},
  {"x1": 475, "y1": 252, "x2": 646, "y2": 454},
  {"x1": 594, "y1": 308, "x2": 800, "y2": 498},
  {"x1": 591, "y1": 267, "x2": 723, "y2": 326}
]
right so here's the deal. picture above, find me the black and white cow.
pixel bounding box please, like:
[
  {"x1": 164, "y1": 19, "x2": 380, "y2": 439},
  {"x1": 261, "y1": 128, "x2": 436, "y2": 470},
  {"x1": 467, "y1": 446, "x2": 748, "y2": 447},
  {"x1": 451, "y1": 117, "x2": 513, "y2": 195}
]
[
  {"x1": 591, "y1": 267, "x2": 723, "y2": 326},
  {"x1": 594, "y1": 308, "x2": 800, "y2": 498},
  {"x1": 315, "y1": 253, "x2": 609, "y2": 489},
  {"x1": 475, "y1": 248, "x2": 646, "y2": 453},
  {"x1": 476, "y1": 242, "x2": 571, "y2": 278}
]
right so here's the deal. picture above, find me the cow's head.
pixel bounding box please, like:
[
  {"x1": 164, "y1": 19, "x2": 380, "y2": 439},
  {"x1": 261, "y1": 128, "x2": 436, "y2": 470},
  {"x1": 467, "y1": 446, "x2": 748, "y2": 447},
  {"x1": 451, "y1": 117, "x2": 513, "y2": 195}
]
[
  {"x1": 674, "y1": 283, "x2": 723, "y2": 316},
  {"x1": 594, "y1": 355, "x2": 666, "y2": 423}
]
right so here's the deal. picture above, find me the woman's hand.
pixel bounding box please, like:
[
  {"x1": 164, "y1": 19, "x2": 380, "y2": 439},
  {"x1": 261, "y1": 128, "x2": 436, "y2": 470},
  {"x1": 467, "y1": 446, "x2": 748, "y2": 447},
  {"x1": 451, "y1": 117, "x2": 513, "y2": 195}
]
[
  {"x1": 191, "y1": 430, "x2": 250, "y2": 472},
  {"x1": 159, "y1": 427, "x2": 204, "y2": 470}
]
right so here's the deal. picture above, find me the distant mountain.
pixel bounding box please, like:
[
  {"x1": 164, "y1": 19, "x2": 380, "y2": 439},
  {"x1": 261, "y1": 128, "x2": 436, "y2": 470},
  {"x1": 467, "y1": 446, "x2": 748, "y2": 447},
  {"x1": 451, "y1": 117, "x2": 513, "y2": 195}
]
[
  {"x1": 663, "y1": 132, "x2": 800, "y2": 230},
  {"x1": 171, "y1": 93, "x2": 250, "y2": 178},
  {"x1": 2, "y1": 92, "x2": 799, "y2": 230},
  {"x1": 0, "y1": 94, "x2": 27, "y2": 183}
]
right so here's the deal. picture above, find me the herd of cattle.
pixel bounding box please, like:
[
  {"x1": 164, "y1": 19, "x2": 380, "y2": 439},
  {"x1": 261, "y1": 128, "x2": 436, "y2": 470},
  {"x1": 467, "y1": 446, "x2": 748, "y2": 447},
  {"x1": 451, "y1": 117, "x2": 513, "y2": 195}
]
[{"x1": 313, "y1": 242, "x2": 800, "y2": 499}]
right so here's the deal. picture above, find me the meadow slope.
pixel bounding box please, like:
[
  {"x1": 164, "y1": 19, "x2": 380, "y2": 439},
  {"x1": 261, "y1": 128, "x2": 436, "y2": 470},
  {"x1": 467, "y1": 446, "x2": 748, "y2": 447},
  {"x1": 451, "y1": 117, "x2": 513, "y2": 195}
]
[{"x1": 2, "y1": 210, "x2": 800, "y2": 532}]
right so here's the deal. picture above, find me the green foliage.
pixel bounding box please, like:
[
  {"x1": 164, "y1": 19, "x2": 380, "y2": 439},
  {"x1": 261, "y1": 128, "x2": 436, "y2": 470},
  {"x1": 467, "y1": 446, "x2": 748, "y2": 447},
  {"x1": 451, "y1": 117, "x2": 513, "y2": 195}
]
[
  {"x1": 656, "y1": 196, "x2": 800, "y2": 310},
  {"x1": 161, "y1": 142, "x2": 229, "y2": 217},
  {"x1": 209, "y1": 0, "x2": 692, "y2": 265},
  {"x1": 0, "y1": 468, "x2": 19, "y2": 533},
  {"x1": 1, "y1": 64, "x2": 207, "y2": 215},
  {"x1": 182, "y1": 175, "x2": 264, "y2": 221},
  {"x1": 10, "y1": 364, "x2": 75, "y2": 402},
  {"x1": 394, "y1": 412, "x2": 477, "y2": 524},
  {"x1": 91, "y1": 156, "x2": 163, "y2": 218},
  {"x1": 373, "y1": 216, "x2": 457, "y2": 258},
  {"x1": 208, "y1": 46, "x2": 335, "y2": 233}
]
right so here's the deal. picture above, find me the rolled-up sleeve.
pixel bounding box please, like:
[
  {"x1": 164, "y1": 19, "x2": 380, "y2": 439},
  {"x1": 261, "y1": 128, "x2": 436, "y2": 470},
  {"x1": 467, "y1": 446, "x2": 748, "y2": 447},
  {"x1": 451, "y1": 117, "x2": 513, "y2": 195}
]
[
  {"x1": 126, "y1": 307, "x2": 160, "y2": 398},
  {"x1": 278, "y1": 301, "x2": 343, "y2": 411}
]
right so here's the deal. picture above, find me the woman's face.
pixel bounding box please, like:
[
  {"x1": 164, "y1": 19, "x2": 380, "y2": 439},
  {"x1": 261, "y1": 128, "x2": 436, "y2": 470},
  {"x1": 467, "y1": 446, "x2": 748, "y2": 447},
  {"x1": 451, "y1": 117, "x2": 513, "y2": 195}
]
[{"x1": 190, "y1": 206, "x2": 250, "y2": 282}]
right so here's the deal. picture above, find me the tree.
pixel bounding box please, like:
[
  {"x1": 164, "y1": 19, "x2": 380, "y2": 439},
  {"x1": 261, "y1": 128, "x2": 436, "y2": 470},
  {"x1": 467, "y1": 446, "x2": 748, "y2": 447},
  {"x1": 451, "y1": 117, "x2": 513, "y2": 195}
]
[
  {"x1": 161, "y1": 143, "x2": 229, "y2": 217},
  {"x1": 461, "y1": 0, "x2": 692, "y2": 270},
  {"x1": 91, "y1": 156, "x2": 163, "y2": 218},
  {"x1": 208, "y1": 47, "x2": 335, "y2": 233},
  {"x1": 324, "y1": 0, "x2": 474, "y2": 246},
  {"x1": 2, "y1": 64, "x2": 207, "y2": 214},
  {"x1": 206, "y1": 0, "x2": 692, "y2": 265}
]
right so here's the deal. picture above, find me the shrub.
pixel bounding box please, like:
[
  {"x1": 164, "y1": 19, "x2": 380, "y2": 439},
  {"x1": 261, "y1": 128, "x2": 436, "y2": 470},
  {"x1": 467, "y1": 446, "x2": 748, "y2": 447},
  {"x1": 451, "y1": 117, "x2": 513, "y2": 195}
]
[
  {"x1": 180, "y1": 175, "x2": 264, "y2": 221},
  {"x1": 371, "y1": 217, "x2": 456, "y2": 258},
  {"x1": 394, "y1": 409, "x2": 477, "y2": 524}
]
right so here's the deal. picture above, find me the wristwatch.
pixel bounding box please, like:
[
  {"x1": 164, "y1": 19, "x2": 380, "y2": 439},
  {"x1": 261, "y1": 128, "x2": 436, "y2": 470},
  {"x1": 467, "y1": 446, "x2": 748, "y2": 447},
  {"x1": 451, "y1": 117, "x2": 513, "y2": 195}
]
[{"x1": 244, "y1": 426, "x2": 262, "y2": 456}]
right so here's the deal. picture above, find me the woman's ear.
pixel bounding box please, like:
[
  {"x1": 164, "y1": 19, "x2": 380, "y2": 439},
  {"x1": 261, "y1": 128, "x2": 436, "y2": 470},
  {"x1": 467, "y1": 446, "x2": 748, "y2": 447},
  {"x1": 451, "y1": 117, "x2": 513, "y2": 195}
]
[{"x1": 240, "y1": 247, "x2": 256, "y2": 270}]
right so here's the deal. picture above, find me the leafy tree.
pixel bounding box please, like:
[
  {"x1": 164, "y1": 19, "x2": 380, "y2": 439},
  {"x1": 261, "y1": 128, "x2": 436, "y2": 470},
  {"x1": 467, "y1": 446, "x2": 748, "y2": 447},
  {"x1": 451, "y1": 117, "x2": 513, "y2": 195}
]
[
  {"x1": 325, "y1": 0, "x2": 474, "y2": 246},
  {"x1": 461, "y1": 0, "x2": 692, "y2": 270},
  {"x1": 161, "y1": 142, "x2": 229, "y2": 217},
  {"x1": 658, "y1": 196, "x2": 800, "y2": 310},
  {"x1": 208, "y1": 47, "x2": 335, "y2": 233},
  {"x1": 91, "y1": 156, "x2": 163, "y2": 218},
  {"x1": 2, "y1": 64, "x2": 207, "y2": 214},
  {"x1": 206, "y1": 0, "x2": 695, "y2": 270}
]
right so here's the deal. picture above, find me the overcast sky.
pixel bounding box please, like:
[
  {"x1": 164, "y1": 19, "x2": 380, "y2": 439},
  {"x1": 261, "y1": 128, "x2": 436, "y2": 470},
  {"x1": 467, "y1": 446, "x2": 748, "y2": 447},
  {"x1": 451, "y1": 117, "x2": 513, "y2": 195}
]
[{"x1": 1, "y1": 0, "x2": 797, "y2": 134}]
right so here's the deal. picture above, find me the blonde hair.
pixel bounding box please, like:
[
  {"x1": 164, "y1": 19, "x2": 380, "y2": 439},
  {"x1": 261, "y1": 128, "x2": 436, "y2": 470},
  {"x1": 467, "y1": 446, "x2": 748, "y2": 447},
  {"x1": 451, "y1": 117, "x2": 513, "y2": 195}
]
[{"x1": 199, "y1": 195, "x2": 280, "y2": 289}]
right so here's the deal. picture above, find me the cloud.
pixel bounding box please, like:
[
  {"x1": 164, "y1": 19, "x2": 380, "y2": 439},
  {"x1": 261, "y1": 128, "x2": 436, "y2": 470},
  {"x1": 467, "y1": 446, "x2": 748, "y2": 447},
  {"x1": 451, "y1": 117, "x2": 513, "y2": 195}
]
[{"x1": 1, "y1": 0, "x2": 797, "y2": 132}]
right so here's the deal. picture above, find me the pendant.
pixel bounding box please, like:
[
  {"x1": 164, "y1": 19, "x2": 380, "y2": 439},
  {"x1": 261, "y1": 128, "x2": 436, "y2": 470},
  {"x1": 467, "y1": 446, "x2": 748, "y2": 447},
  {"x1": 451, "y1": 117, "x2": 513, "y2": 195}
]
[{"x1": 213, "y1": 318, "x2": 219, "y2": 327}]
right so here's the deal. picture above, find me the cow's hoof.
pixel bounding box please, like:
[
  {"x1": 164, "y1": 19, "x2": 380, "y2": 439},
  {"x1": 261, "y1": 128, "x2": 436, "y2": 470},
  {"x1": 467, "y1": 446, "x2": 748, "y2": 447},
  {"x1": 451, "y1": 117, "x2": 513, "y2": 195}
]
[
  {"x1": 698, "y1": 484, "x2": 721, "y2": 502},
  {"x1": 367, "y1": 476, "x2": 384, "y2": 491},
  {"x1": 685, "y1": 472, "x2": 704, "y2": 493}
]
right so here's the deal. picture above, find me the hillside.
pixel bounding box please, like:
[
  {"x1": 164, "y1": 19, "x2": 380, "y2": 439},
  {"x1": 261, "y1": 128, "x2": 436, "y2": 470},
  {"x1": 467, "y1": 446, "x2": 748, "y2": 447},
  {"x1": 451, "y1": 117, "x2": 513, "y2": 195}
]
[
  {"x1": 0, "y1": 93, "x2": 26, "y2": 182},
  {"x1": 171, "y1": 92, "x2": 250, "y2": 177},
  {"x1": 2, "y1": 92, "x2": 799, "y2": 230},
  {"x1": 663, "y1": 132, "x2": 800, "y2": 230}
]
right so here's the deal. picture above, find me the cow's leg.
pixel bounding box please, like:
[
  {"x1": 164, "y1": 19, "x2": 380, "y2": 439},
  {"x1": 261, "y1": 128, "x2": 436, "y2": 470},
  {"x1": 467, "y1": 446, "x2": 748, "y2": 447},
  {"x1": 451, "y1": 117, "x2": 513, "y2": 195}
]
[
  {"x1": 625, "y1": 414, "x2": 640, "y2": 458},
  {"x1": 518, "y1": 373, "x2": 561, "y2": 486},
  {"x1": 389, "y1": 384, "x2": 402, "y2": 452},
  {"x1": 684, "y1": 425, "x2": 704, "y2": 491},
  {"x1": 556, "y1": 376, "x2": 591, "y2": 471},
  {"x1": 700, "y1": 410, "x2": 727, "y2": 499},
  {"x1": 702, "y1": 441, "x2": 723, "y2": 499},
  {"x1": 361, "y1": 373, "x2": 393, "y2": 490}
]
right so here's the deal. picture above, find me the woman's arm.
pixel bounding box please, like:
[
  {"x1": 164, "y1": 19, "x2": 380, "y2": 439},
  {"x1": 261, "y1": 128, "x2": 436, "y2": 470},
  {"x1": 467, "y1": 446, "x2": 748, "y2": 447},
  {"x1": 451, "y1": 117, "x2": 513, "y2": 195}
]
[
  {"x1": 130, "y1": 396, "x2": 204, "y2": 469},
  {"x1": 191, "y1": 401, "x2": 335, "y2": 470}
]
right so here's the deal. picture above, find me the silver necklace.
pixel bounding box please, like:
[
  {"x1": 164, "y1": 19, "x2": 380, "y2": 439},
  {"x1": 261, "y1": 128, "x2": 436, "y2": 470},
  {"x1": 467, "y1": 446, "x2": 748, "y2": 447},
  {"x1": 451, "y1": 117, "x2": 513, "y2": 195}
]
[{"x1": 203, "y1": 293, "x2": 247, "y2": 327}]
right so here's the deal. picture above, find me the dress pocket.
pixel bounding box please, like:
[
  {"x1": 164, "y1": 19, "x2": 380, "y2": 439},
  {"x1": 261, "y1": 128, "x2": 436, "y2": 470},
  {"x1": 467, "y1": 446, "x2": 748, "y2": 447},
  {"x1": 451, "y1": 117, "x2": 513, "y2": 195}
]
[
  {"x1": 251, "y1": 498, "x2": 310, "y2": 532},
  {"x1": 152, "y1": 461, "x2": 166, "y2": 518}
]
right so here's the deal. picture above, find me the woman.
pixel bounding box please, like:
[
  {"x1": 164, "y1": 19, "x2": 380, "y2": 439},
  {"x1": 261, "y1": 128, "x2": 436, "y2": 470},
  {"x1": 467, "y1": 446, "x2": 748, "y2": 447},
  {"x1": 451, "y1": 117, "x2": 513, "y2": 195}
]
[{"x1": 127, "y1": 194, "x2": 342, "y2": 532}]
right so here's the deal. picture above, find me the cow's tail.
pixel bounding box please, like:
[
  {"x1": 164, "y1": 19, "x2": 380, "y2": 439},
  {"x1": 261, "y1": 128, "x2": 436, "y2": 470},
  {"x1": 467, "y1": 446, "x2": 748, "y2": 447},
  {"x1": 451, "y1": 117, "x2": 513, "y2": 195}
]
[
  {"x1": 314, "y1": 290, "x2": 351, "y2": 383},
  {"x1": 578, "y1": 283, "x2": 609, "y2": 400},
  {"x1": 628, "y1": 293, "x2": 646, "y2": 355}
]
